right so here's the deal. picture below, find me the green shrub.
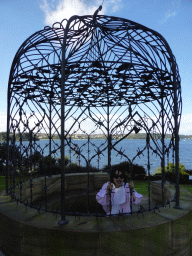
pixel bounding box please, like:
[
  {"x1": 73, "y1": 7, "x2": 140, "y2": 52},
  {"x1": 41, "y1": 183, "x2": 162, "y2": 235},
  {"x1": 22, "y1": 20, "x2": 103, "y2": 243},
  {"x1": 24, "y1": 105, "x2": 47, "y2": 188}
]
[
  {"x1": 180, "y1": 170, "x2": 189, "y2": 184},
  {"x1": 132, "y1": 164, "x2": 146, "y2": 180},
  {"x1": 153, "y1": 162, "x2": 189, "y2": 183},
  {"x1": 102, "y1": 161, "x2": 146, "y2": 180},
  {"x1": 65, "y1": 163, "x2": 98, "y2": 173},
  {"x1": 0, "y1": 163, "x2": 5, "y2": 175},
  {"x1": 39, "y1": 155, "x2": 70, "y2": 175},
  {"x1": 0, "y1": 142, "x2": 22, "y2": 174},
  {"x1": 57, "y1": 156, "x2": 69, "y2": 168},
  {"x1": 102, "y1": 161, "x2": 130, "y2": 173}
]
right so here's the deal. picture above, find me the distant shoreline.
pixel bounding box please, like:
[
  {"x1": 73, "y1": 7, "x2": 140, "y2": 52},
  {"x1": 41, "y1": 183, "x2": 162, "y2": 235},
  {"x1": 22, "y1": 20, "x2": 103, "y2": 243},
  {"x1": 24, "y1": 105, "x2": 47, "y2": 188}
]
[{"x1": 1, "y1": 133, "x2": 192, "y2": 142}]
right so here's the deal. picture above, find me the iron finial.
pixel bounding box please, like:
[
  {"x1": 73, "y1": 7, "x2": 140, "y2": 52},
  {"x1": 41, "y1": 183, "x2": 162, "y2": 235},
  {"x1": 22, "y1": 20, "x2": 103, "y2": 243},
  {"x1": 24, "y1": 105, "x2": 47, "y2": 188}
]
[{"x1": 93, "y1": 5, "x2": 102, "y2": 17}]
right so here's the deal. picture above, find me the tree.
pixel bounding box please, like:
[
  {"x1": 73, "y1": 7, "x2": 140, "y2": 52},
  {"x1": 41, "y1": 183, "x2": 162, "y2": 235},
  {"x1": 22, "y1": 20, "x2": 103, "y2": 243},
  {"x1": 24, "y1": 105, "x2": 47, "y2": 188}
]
[
  {"x1": 0, "y1": 132, "x2": 6, "y2": 141},
  {"x1": 0, "y1": 142, "x2": 22, "y2": 175}
]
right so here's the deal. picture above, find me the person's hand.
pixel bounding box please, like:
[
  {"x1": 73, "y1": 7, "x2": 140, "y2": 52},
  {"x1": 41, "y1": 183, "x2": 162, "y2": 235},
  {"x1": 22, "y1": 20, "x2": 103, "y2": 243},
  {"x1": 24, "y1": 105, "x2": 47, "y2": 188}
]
[
  {"x1": 106, "y1": 182, "x2": 113, "y2": 194},
  {"x1": 129, "y1": 181, "x2": 134, "y2": 189}
]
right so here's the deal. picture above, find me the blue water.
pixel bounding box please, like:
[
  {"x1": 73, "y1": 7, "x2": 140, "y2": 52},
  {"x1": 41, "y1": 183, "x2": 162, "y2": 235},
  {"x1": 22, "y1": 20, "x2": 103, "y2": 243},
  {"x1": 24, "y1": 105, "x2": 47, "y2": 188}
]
[{"x1": 16, "y1": 138, "x2": 192, "y2": 175}]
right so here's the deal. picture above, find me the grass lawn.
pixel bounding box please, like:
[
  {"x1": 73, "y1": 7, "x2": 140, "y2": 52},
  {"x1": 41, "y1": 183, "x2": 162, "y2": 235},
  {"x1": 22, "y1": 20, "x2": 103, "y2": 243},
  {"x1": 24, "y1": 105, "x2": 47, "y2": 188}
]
[
  {"x1": 0, "y1": 175, "x2": 27, "y2": 192},
  {"x1": 135, "y1": 181, "x2": 192, "y2": 196},
  {"x1": 0, "y1": 177, "x2": 150, "y2": 194},
  {"x1": 180, "y1": 184, "x2": 192, "y2": 194},
  {"x1": 133, "y1": 181, "x2": 149, "y2": 195}
]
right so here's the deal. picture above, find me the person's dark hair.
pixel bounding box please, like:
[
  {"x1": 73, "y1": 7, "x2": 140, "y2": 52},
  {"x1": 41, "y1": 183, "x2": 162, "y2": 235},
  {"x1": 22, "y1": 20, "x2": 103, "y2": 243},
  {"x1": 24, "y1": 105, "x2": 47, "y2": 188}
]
[{"x1": 110, "y1": 168, "x2": 127, "y2": 184}]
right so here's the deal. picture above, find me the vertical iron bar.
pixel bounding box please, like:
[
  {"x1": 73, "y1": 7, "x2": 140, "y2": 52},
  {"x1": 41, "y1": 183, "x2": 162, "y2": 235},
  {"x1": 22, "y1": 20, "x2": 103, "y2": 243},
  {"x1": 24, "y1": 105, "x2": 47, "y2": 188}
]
[
  {"x1": 59, "y1": 15, "x2": 80, "y2": 225},
  {"x1": 12, "y1": 130, "x2": 16, "y2": 197},
  {"x1": 97, "y1": 148, "x2": 100, "y2": 171},
  {"x1": 87, "y1": 135, "x2": 90, "y2": 214},
  {"x1": 49, "y1": 89, "x2": 52, "y2": 177},
  {"x1": 59, "y1": 23, "x2": 68, "y2": 224},
  {"x1": 6, "y1": 84, "x2": 11, "y2": 196},
  {"x1": 44, "y1": 152, "x2": 48, "y2": 210},
  {"x1": 107, "y1": 100, "x2": 111, "y2": 172},
  {"x1": 69, "y1": 136, "x2": 72, "y2": 165},
  {"x1": 29, "y1": 131, "x2": 33, "y2": 207},
  {"x1": 130, "y1": 163, "x2": 133, "y2": 214},
  {"x1": 107, "y1": 105, "x2": 112, "y2": 215},
  {"x1": 5, "y1": 135, "x2": 10, "y2": 195},
  {"x1": 146, "y1": 133, "x2": 151, "y2": 211},
  {"x1": 161, "y1": 89, "x2": 165, "y2": 205},
  {"x1": 173, "y1": 59, "x2": 181, "y2": 209},
  {"x1": 19, "y1": 132, "x2": 23, "y2": 202}
]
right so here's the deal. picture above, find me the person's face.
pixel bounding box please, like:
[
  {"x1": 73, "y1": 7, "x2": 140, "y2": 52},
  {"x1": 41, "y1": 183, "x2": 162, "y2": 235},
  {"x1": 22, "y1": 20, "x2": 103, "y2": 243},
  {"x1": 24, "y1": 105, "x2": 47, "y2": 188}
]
[{"x1": 113, "y1": 170, "x2": 124, "y2": 188}]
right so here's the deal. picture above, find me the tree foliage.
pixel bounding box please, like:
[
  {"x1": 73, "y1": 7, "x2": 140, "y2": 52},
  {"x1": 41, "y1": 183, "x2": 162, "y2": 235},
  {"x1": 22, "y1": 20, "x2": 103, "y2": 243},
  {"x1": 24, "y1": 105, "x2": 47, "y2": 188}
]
[
  {"x1": 0, "y1": 132, "x2": 39, "y2": 142},
  {"x1": 102, "y1": 161, "x2": 146, "y2": 180}
]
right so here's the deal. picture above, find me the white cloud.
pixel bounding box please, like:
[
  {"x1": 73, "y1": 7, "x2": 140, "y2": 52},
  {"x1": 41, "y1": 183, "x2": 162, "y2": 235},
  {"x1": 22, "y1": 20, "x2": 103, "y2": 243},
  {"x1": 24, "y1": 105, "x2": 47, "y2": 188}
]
[
  {"x1": 161, "y1": 0, "x2": 181, "y2": 23},
  {"x1": 105, "y1": 0, "x2": 122, "y2": 13},
  {"x1": 163, "y1": 10, "x2": 176, "y2": 23},
  {"x1": 1, "y1": 109, "x2": 192, "y2": 135},
  {"x1": 40, "y1": 0, "x2": 122, "y2": 26},
  {"x1": 179, "y1": 113, "x2": 192, "y2": 135},
  {"x1": 165, "y1": 10, "x2": 177, "y2": 19},
  {"x1": 0, "y1": 112, "x2": 7, "y2": 132}
]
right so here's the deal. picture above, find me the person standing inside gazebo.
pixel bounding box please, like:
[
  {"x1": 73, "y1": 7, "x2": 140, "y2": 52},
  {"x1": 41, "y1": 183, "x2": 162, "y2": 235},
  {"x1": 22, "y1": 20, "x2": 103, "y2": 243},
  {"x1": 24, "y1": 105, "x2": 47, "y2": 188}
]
[{"x1": 96, "y1": 169, "x2": 143, "y2": 215}]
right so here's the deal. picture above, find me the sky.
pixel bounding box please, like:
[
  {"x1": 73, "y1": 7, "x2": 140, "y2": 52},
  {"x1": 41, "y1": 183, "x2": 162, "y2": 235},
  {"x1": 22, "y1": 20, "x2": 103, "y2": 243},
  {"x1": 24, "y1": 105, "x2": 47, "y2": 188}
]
[{"x1": 0, "y1": 0, "x2": 192, "y2": 134}]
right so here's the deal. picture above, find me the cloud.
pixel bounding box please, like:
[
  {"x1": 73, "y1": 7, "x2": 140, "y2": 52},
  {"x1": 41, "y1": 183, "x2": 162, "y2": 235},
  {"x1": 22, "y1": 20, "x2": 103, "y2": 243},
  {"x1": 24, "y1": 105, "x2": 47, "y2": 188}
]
[
  {"x1": 40, "y1": 0, "x2": 122, "y2": 26},
  {"x1": 179, "y1": 113, "x2": 192, "y2": 135},
  {"x1": 161, "y1": 0, "x2": 181, "y2": 23},
  {"x1": 164, "y1": 10, "x2": 177, "y2": 21},
  {"x1": 105, "y1": 0, "x2": 122, "y2": 13},
  {"x1": 0, "y1": 112, "x2": 7, "y2": 132},
  {"x1": 1, "y1": 109, "x2": 192, "y2": 135}
]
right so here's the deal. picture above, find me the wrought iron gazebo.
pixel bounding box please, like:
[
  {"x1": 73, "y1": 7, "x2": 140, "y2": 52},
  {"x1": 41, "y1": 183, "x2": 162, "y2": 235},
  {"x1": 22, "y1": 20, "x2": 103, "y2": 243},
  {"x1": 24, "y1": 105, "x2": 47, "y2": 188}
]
[{"x1": 6, "y1": 7, "x2": 182, "y2": 224}]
